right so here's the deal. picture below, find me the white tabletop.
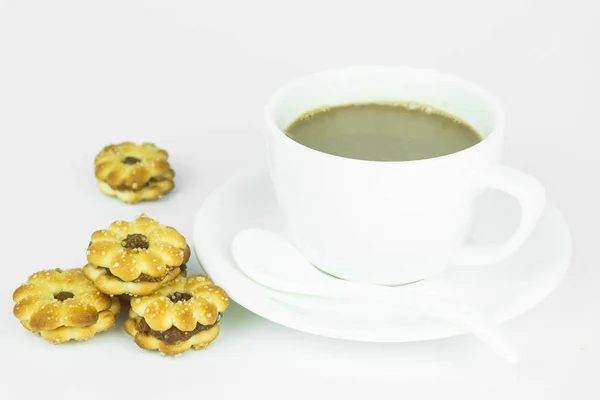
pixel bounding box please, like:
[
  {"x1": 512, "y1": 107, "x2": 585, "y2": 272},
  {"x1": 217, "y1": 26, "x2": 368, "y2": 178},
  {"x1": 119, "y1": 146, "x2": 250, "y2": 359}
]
[{"x1": 0, "y1": 1, "x2": 597, "y2": 399}]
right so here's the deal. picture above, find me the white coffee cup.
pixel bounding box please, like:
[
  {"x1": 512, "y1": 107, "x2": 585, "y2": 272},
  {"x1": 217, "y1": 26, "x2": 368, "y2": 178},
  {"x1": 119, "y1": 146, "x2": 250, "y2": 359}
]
[{"x1": 265, "y1": 66, "x2": 545, "y2": 285}]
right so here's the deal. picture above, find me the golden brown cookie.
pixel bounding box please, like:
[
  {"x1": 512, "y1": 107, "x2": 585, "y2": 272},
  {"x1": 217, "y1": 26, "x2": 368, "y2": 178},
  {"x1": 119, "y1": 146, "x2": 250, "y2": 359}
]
[
  {"x1": 84, "y1": 214, "x2": 190, "y2": 296},
  {"x1": 124, "y1": 275, "x2": 229, "y2": 355},
  {"x1": 94, "y1": 142, "x2": 175, "y2": 203},
  {"x1": 13, "y1": 268, "x2": 120, "y2": 344}
]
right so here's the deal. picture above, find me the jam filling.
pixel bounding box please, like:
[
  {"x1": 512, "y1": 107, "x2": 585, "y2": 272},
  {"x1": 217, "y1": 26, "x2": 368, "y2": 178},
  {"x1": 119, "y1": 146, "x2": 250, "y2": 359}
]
[
  {"x1": 168, "y1": 292, "x2": 192, "y2": 303},
  {"x1": 54, "y1": 291, "x2": 74, "y2": 301},
  {"x1": 104, "y1": 265, "x2": 184, "y2": 283},
  {"x1": 122, "y1": 156, "x2": 141, "y2": 165},
  {"x1": 122, "y1": 234, "x2": 149, "y2": 250},
  {"x1": 137, "y1": 317, "x2": 217, "y2": 344}
]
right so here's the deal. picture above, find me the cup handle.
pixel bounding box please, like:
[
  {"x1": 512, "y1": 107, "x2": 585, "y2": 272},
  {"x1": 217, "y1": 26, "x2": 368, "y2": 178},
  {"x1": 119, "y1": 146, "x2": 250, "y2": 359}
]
[{"x1": 451, "y1": 165, "x2": 546, "y2": 266}]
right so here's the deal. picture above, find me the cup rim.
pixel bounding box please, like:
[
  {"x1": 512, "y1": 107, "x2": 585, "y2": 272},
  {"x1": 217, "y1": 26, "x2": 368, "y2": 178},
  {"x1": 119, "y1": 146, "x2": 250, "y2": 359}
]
[{"x1": 264, "y1": 65, "x2": 505, "y2": 165}]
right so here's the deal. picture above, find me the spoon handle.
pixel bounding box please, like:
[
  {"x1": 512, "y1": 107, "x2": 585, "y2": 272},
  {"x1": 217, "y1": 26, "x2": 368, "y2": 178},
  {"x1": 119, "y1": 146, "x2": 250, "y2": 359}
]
[
  {"x1": 330, "y1": 283, "x2": 520, "y2": 363},
  {"x1": 397, "y1": 291, "x2": 519, "y2": 363}
]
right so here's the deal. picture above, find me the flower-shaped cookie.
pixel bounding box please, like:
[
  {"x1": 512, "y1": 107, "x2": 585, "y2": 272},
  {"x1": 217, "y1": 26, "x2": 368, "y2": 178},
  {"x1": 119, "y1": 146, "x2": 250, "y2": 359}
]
[
  {"x1": 84, "y1": 214, "x2": 189, "y2": 296},
  {"x1": 13, "y1": 268, "x2": 120, "y2": 343},
  {"x1": 124, "y1": 275, "x2": 229, "y2": 355},
  {"x1": 94, "y1": 142, "x2": 175, "y2": 203}
]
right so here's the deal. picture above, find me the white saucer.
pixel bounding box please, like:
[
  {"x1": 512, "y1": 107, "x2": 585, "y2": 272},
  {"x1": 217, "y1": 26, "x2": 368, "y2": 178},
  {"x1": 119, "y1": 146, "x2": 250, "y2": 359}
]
[{"x1": 193, "y1": 169, "x2": 571, "y2": 342}]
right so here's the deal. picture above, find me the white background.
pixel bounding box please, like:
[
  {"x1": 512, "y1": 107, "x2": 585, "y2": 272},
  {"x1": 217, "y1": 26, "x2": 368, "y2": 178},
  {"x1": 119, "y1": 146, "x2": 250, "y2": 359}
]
[{"x1": 0, "y1": 0, "x2": 597, "y2": 398}]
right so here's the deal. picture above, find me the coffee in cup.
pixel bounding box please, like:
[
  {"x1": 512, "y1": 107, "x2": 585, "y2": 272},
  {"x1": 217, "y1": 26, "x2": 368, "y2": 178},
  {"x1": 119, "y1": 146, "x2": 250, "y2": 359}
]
[{"x1": 285, "y1": 102, "x2": 482, "y2": 162}]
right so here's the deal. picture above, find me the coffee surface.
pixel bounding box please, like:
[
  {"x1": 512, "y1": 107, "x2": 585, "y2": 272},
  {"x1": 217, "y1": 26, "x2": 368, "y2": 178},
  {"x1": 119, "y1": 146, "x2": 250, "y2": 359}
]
[{"x1": 285, "y1": 103, "x2": 482, "y2": 161}]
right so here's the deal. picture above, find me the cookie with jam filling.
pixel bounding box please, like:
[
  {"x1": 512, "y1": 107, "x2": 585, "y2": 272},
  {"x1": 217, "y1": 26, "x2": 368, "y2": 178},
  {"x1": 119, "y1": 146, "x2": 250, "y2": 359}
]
[
  {"x1": 124, "y1": 275, "x2": 229, "y2": 355},
  {"x1": 13, "y1": 268, "x2": 121, "y2": 344},
  {"x1": 94, "y1": 142, "x2": 175, "y2": 203},
  {"x1": 83, "y1": 214, "x2": 189, "y2": 296}
]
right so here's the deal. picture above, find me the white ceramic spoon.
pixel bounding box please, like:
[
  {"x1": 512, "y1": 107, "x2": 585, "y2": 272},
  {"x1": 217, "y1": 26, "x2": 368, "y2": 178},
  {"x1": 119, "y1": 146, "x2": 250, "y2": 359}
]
[{"x1": 232, "y1": 228, "x2": 520, "y2": 363}]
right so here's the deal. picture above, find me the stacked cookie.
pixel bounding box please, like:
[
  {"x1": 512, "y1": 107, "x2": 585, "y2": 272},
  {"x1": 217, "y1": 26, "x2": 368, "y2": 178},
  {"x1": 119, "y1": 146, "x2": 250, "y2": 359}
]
[
  {"x1": 13, "y1": 214, "x2": 229, "y2": 356},
  {"x1": 94, "y1": 142, "x2": 175, "y2": 204},
  {"x1": 125, "y1": 275, "x2": 229, "y2": 355},
  {"x1": 83, "y1": 214, "x2": 190, "y2": 297},
  {"x1": 12, "y1": 268, "x2": 121, "y2": 343}
]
